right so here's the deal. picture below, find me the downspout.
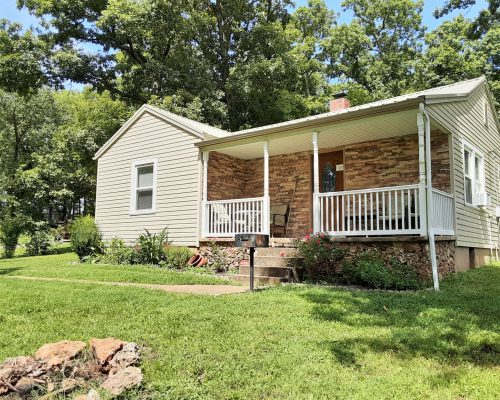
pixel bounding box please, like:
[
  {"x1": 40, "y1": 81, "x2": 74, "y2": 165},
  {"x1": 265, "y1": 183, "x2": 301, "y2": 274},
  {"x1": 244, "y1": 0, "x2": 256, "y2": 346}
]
[{"x1": 420, "y1": 103, "x2": 440, "y2": 291}]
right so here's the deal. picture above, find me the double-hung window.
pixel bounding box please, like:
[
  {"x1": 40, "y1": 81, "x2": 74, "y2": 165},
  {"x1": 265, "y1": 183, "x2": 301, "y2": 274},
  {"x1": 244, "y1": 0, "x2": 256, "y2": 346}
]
[
  {"x1": 463, "y1": 141, "x2": 485, "y2": 206},
  {"x1": 131, "y1": 160, "x2": 157, "y2": 214}
]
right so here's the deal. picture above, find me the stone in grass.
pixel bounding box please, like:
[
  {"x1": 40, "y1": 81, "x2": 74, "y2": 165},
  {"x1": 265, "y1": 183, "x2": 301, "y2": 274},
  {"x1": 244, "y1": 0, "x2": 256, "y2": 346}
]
[
  {"x1": 35, "y1": 340, "x2": 86, "y2": 369},
  {"x1": 109, "y1": 342, "x2": 140, "y2": 371},
  {"x1": 101, "y1": 366, "x2": 143, "y2": 396},
  {"x1": 14, "y1": 376, "x2": 37, "y2": 393},
  {"x1": 74, "y1": 388, "x2": 101, "y2": 400},
  {"x1": 90, "y1": 338, "x2": 126, "y2": 370},
  {"x1": 0, "y1": 356, "x2": 41, "y2": 394}
]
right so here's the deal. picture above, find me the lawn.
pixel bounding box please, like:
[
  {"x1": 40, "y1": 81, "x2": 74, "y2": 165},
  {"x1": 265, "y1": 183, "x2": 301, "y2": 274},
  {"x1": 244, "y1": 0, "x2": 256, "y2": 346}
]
[
  {"x1": 0, "y1": 248, "x2": 232, "y2": 286},
  {"x1": 0, "y1": 253, "x2": 499, "y2": 399}
]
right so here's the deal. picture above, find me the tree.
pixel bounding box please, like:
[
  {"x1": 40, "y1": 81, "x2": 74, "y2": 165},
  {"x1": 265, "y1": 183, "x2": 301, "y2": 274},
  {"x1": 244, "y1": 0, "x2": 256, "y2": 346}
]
[{"x1": 322, "y1": 0, "x2": 425, "y2": 102}]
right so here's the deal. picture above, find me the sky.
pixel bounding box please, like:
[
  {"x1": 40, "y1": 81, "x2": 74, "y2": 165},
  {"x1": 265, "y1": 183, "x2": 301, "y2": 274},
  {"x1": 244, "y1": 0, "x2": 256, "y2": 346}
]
[{"x1": 2, "y1": 0, "x2": 488, "y2": 31}]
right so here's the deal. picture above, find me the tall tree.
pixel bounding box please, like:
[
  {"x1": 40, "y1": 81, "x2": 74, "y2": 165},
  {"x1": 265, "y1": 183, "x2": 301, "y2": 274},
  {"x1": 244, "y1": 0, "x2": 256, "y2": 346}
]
[{"x1": 322, "y1": 0, "x2": 425, "y2": 102}]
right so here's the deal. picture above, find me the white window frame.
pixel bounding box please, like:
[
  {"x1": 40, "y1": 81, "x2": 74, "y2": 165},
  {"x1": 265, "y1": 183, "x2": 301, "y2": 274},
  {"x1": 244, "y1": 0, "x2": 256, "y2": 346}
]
[
  {"x1": 130, "y1": 159, "x2": 158, "y2": 215},
  {"x1": 462, "y1": 140, "x2": 485, "y2": 207}
]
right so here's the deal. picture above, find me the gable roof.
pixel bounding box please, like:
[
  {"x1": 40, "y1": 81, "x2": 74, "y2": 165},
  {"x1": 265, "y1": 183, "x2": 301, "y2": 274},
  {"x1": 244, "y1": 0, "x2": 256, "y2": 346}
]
[
  {"x1": 197, "y1": 76, "x2": 490, "y2": 149},
  {"x1": 94, "y1": 104, "x2": 229, "y2": 160}
]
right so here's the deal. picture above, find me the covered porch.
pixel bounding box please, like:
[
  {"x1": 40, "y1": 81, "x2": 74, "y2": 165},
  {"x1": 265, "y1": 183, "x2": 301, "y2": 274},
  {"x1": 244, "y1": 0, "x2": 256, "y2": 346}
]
[{"x1": 198, "y1": 104, "x2": 455, "y2": 240}]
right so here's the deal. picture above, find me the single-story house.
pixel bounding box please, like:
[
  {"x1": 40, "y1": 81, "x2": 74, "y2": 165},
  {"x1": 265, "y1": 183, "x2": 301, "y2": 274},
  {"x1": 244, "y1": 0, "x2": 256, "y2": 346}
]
[{"x1": 94, "y1": 76, "x2": 500, "y2": 288}]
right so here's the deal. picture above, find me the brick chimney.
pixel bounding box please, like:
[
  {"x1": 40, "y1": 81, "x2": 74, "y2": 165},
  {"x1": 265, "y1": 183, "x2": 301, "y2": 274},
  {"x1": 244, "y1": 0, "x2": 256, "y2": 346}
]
[{"x1": 329, "y1": 92, "x2": 350, "y2": 112}]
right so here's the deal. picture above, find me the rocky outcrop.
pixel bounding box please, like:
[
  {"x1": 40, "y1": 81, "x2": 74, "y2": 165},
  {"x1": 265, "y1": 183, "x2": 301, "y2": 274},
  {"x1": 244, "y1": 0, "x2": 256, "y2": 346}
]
[{"x1": 0, "y1": 338, "x2": 142, "y2": 399}]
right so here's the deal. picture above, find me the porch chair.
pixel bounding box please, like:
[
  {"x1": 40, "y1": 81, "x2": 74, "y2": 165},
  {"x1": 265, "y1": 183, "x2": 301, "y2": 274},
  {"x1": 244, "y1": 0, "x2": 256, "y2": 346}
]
[{"x1": 270, "y1": 203, "x2": 289, "y2": 237}]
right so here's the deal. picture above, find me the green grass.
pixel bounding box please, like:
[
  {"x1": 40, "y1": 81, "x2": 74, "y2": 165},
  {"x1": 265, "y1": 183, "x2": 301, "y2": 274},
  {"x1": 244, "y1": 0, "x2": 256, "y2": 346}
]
[
  {"x1": 0, "y1": 253, "x2": 499, "y2": 399},
  {"x1": 0, "y1": 249, "x2": 232, "y2": 286}
]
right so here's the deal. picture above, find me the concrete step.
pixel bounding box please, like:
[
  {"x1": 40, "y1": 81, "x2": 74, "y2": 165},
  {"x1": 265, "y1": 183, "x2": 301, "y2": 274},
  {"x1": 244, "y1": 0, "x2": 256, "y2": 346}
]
[
  {"x1": 252, "y1": 255, "x2": 293, "y2": 268},
  {"x1": 232, "y1": 274, "x2": 288, "y2": 285},
  {"x1": 239, "y1": 265, "x2": 291, "y2": 278},
  {"x1": 255, "y1": 247, "x2": 298, "y2": 257}
]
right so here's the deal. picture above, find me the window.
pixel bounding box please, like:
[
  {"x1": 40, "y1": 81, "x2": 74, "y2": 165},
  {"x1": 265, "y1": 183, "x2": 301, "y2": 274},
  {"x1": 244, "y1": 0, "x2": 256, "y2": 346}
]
[
  {"x1": 322, "y1": 162, "x2": 336, "y2": 192},
  {"x1": 131, "y1": 160, "x2": 157, "y2": 214},
  {"x1": 463, "y1": 141, "x2": 485, "y2": 206}
]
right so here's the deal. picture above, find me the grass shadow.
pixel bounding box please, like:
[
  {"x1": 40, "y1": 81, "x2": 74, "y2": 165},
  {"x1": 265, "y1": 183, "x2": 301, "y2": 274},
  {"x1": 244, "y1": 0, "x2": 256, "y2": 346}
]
[
  {"x1": 301, "y1": 266, "x2": 500, "y2": 367},
  {"x1": 0, "y1": 267, "x2": 21, "y2": 276}
]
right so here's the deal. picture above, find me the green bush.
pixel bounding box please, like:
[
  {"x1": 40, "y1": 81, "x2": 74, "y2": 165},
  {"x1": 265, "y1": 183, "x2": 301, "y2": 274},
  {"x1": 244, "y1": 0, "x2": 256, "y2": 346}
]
[
  {"x1": 70, "y1": 216, "x2": 103, "y2": 260},
  {"x1": 341, "y1": 251, "x2": 423, "y2": 290},
  {"x1": 0, "y1": 214, "x2": 30, "y2": 258},
  {"x1": 100, "y1": 238, "x2": 134, "y2": 265},
  {"x1": 26, "y1": 222, "x2": 53, "y2": 256},
  {"x1": 291, "y1": 233, "x2": 347, "y2": 282},
  {"x1": 162, "y1": 246, "x2": 193, "y2": 269},
  {"x1": 134, "y1": 228, "x2": 171, "y2": 265}
]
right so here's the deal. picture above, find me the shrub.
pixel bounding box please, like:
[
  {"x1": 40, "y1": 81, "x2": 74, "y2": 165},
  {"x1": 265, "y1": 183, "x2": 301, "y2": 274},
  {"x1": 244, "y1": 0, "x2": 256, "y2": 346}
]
[
  {"x1": 100, "y1": 238, "x2": 134, "y2": 265},
  {"x1": 134, "y1": 228, "x2": 171, "y2": 265},
  {"x1": 0, "y1": 214, "x2": 30, "y2": 258},
  {"x1": 291, "y1": 233, "x2": 347, "y2": 282},
  {"x1": 341, "y1": 251, "x2": 424, "y2": 290},
  {"x1": 162, "y1": 246, "x2": 194, "y2": 269},
  {"x1": 26, "y1": 222, "x2": 53, "y2": 256},
  {"x1": 70, "y1": 216, "x2": 103, "y2": 260}
]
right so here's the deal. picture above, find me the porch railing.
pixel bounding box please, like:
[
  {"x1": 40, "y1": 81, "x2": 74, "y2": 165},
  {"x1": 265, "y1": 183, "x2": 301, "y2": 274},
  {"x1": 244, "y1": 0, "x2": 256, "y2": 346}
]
[
  {"x1": 318, "y1": 184, "x2": 424, "y2": 236},
  {"x1": 431, "y1": 188, "x2": 454, "y2": 235},
  {"x1": 203, "y1": 197, "x2": 266, "y2": 237}
]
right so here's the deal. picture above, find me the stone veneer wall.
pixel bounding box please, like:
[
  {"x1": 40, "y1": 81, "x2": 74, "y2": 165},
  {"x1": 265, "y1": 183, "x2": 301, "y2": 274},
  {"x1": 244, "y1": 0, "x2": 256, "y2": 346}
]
[
  {"x1": 344, "y1": 131, "x2": 450, "y2": 192},
  {"x1": 207, "y1": 131, "x2": 451, "y2": 238}
]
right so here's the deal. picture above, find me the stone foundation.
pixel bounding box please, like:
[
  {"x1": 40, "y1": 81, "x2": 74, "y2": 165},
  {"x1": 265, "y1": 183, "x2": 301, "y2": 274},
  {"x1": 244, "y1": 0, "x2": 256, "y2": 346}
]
[{"x1": 335, "y1": 237, "x2": 456, "y2": 280}]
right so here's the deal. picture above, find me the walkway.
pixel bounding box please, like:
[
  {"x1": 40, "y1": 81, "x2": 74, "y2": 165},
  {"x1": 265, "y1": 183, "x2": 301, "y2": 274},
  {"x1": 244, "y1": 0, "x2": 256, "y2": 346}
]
[{"x1": 6, "y1": 276, "x2": 248, "y2": 296}]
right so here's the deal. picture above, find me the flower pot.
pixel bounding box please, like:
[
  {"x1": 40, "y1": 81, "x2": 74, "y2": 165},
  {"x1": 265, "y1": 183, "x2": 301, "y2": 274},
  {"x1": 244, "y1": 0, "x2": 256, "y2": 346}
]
[{"x1": 188, "y1": 254, "x2": 208, "y2": 267}]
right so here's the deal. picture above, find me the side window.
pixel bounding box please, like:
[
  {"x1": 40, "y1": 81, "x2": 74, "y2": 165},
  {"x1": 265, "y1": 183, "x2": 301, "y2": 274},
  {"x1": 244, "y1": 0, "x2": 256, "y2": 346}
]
[
  {"x1": 131, "y1": 160, "x2": 157, "y2": 213},
  {"x1": 463, "y1": 141, "x2": 485, "y2": 206}
]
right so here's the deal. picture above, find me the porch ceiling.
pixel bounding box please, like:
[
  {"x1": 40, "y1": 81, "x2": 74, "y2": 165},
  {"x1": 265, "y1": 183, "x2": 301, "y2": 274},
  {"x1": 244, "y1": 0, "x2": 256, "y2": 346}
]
[{"x1": 211, "y1": 109, "x2": 440, "y2": 160}]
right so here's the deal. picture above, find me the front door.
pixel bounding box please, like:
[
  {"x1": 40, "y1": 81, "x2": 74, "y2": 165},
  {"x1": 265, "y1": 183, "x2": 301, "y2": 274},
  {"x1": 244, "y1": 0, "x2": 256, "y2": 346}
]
[
  {"x1": 318, "y1": 151, "x2": 344, "y2": 232},
  {"x1": 319, "y1": 151, "x2": 344, "y2": 193}
]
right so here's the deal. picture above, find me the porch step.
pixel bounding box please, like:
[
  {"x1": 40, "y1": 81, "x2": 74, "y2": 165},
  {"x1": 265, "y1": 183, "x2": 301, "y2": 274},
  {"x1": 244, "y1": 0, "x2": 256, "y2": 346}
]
[
  {"x1": 239, "y1": 265, "x2": 291, "y2": 278},
  {"x1": 255, "y1": 247, "x2": 298, "y2": 257},
  {"x1": 253, "y1": 255, "x2": 294, "y2": 268},
  {"x1": 232, "y1": 274, "x2": 289, "y2": 285}
]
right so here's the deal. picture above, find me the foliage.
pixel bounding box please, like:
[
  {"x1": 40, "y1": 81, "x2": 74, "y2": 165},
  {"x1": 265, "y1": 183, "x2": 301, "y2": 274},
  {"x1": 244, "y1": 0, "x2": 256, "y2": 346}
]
[
  {"x1": 162, "y1": 246, "x2": 194, "y2": 269},
  {"x1": 134, "y1": 228, "x2": 171, "y2": 265},
  {"x1": 98, "y1": 238, "x2": 134, "y2": 265},
  {"x1": 25, "y1": 222, "x2": 53, "y2": 256},
  {"x1": 69, "y1": 216, "x2": 103, "y2": 260},
  {"x1": 291, "y1": 233, "x2": 347, "y2": 282},
  {"x1": 341, "y1": 251, "x2": 424, "y2": 290},
  {"x1": 0, "y1": 213, "x2": 30, "y2": 258}
]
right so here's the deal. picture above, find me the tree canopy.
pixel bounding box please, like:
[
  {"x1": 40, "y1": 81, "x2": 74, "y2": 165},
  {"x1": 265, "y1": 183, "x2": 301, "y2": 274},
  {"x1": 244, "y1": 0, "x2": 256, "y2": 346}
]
[{"x1": 0, "y1": 0, "x2": 498, "y2": 236}]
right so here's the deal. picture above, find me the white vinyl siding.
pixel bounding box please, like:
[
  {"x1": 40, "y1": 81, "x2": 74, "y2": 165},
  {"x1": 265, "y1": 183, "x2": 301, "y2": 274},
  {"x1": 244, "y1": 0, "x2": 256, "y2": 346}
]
[
  {"x1": 95, "y1": 111, "x2": 201, "y2": 246},
  {"x1": 427, "y1": 85, "x2": 500, "y2": 249}
]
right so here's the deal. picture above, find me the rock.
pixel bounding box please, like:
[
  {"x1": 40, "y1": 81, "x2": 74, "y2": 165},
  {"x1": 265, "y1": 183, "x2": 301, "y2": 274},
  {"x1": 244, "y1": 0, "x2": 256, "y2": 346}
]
[
  {"x1": 0, "y1": 356, "x2": 39, "y2": 378},
  {"x1": 87, "y1": 388, "x2": 101, "y2": 400},
  {"x1": 90, "y1": 338, "x2": 126, "y2": 369},
  {"x1": 14, "y1": 376, "x2": 36, "y2": 393},
  {"x1": 101, "y1": 366, "x2": 143, "y2": 396},
  {"x1": 62, "y1": 378, "x2": 79, "y2": 392},
  {"x1": 109, "y1": 342, "x2": 140, "y2": 371},
  {"x1": 74, "y1": 396, "x2": 87, "y2": 400},
  {"x1": 47, "y1": 381, "x2": 55, "y2": 392},
  {"x1": 35, "y1": 340, "x2": 86, "y2": 369}
]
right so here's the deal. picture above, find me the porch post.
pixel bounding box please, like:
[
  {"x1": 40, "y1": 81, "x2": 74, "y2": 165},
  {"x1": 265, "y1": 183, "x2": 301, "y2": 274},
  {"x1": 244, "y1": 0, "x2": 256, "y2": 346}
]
[
  {"x1": 417, "y1": 114, "x2": 428, "y2": 236},
  {"x1": 202, "y1": 151, "x2": 210, "y2": 237},
  {"x1": 312, "y1": 131, "x2": 320, "y2": 233},
  {"x1": 263, "y1": 141, "x2": 270, "y2": 235}
]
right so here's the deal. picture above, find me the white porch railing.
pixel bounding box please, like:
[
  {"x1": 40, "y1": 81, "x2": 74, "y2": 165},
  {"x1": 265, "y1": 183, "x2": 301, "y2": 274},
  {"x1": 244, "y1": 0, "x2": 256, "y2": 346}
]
[
  {"x1": 203, "y1": 197, "x2": 266, "y2": 237},
  {"x1": 431, "y1": 188, "x2": 455, "y2": 235},
  {"x1": 318, "y1": 184, "x2": 424, "y2": 236}
]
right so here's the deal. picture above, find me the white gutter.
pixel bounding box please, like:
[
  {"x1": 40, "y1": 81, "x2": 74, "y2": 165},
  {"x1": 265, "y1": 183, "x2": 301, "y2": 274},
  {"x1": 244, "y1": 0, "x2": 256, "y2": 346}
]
[{"x1": 420, "y1": 103, "x2": 440, "y2": 291}]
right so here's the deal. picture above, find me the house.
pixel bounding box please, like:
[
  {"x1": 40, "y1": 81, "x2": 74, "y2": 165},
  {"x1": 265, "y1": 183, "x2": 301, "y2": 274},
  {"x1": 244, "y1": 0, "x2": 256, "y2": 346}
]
[{"x1": 94, "y1": 76, "x2": 500, "y2": 288}]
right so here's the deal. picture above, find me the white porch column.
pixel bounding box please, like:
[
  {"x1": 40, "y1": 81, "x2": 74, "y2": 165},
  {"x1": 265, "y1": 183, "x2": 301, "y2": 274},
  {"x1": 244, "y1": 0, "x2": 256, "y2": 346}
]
[
  {"x1": 201, "y1": 151, "x2": 210, "y2": 237},
  {"x1": 312, "y1": 131, "x2": 320, "y2": 233},
  {"x1": 263, "y1": 141, "x2": 270, "y2": 235},
  {"x1": 417, "y1": 113, "x2": 428, "y2": 236}
]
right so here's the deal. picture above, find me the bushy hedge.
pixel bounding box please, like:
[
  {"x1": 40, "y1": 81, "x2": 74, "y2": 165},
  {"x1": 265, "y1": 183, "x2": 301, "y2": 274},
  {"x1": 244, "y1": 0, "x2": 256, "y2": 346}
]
[
  {"x1": 288, "y1": 233, "x2": 425, "y2": 290},
  {"x1": 26, "y1": 222, "x2": 54, "y2": 256},
  {"x1": 0, "y1": 214, "x2": 30, "y2": 258},
  {"x1": 342, "y1": 251, "x2": 424, "y2": 290},
  {"x1": 70, "y1": 216, "x2": 103, "y2": 260}
]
